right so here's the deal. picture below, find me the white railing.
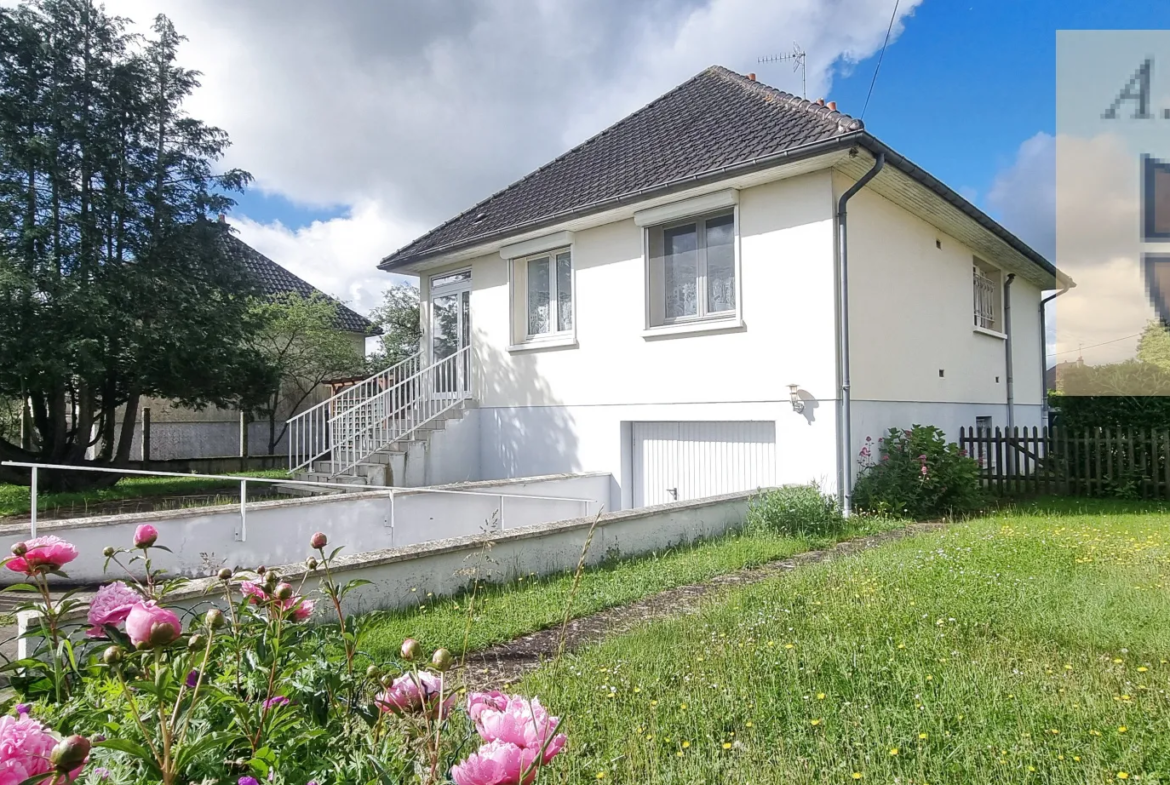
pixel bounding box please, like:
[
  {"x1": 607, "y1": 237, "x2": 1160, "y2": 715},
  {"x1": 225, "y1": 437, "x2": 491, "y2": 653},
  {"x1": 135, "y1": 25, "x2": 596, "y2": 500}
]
[
  {"x1": 331, "y1": 345, "x2": 471, "y2": 476},
  {"x1": 287, "y1": 352, "x2": 422, "y2": 472},
  {"x1": 0, "y1": 461, "x2": 593, "y2": 545}
]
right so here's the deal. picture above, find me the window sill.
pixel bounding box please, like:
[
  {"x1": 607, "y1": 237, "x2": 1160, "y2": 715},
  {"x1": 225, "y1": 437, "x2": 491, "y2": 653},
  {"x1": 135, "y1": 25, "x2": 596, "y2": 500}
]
[
  {"x1": 973, "y1": 325, "x2": 1007, "y2": 340},
  {"x1": 507, "y1": 336, "x2": 578, "y2": 354},
  {"x1": 642, "y1": 317, "x2": 744, "y2": 339}
]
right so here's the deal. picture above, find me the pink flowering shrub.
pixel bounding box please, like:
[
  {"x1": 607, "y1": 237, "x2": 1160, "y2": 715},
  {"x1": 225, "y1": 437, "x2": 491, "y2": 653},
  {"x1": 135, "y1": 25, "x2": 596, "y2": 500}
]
[
  {"x1": 1, "y1": 525, "x2": 570, "y2": 785},
  {"x1": 853, "y1": 425, "x2": 984, "y2": 519}
]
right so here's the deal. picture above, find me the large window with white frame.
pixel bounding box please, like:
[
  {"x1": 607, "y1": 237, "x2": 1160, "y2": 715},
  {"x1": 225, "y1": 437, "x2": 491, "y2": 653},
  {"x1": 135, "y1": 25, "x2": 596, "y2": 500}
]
[
  {"x1": 511, "y1": 247, "x2": 573, "y2": 344},
  {"x1": 972, "y1": 257, "x2": 1003, "y2": 333},
  {"x1": 647, "y1": 210, "x2": 737, "y2": 327}
]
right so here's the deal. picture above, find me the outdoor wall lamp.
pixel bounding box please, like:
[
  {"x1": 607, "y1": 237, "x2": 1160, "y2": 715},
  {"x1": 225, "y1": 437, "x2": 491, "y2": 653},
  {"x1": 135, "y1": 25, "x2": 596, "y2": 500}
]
[{"x1": 788, "y1": 384, "x2": 804, "y2": 413}]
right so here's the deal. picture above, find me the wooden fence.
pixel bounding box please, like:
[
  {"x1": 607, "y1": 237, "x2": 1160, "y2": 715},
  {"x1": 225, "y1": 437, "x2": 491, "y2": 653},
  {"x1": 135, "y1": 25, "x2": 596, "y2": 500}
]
[{"x1": 957, "y1": 425, "x2": 1170, "y2": 498}]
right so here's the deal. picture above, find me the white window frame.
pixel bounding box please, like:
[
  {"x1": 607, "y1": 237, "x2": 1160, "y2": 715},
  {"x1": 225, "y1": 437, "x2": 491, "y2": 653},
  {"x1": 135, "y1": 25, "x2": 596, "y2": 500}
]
[
  {"x1": 643, "y1": 205, "x2": 742, "y2": 334},
  {"x1": 507, "y1": 245, "x2": 577, "y2": 352},
  {"x1": 973, "y1": 257, "x2": 1004, "y2": 338}
]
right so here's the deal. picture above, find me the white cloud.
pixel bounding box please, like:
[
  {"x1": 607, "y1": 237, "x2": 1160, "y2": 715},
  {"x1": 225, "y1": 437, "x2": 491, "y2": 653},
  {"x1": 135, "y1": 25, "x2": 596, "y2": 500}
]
[{"x1": 95, "y1": 0, "x2": 922, "y2": 317}]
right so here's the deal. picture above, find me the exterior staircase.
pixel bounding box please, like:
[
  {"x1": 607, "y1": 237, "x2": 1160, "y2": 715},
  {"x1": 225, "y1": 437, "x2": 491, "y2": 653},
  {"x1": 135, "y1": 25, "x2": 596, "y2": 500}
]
[{"x1": 283, "y1": 347, "x2": 471, "y2": 493}]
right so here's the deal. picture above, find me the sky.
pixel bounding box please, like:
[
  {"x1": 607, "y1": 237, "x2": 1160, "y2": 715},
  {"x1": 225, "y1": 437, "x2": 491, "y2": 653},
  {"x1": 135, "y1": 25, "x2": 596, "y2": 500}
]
[{"x1": 86, "y1": 0, "x2": 1170, "y2": 364}]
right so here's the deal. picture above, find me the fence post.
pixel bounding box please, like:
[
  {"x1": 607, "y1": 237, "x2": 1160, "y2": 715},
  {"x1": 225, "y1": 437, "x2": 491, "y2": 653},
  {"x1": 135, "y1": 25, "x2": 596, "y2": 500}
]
[
  {"x1": 29, "y1": 465, "x2": 37, "y2": 539},
  {"x1": 237, "y1": 479, "x2": 247, "y2": 542},
  {"x1": 141, "y1": 407, "x2": 151, "y2": 466}
]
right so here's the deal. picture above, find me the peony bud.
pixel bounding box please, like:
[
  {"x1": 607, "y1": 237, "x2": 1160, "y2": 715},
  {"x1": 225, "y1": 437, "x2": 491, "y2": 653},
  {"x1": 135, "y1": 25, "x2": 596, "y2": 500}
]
[
  {"x1": 188, "y1": 634, "x2": 205, "y2": 650},
  {"x1": 305, "y1": 556, "x2": 318, "y2": 571},
  {"x1": 400, "y1": 638, "x2": 421, "y2": 661},
  {"x1": 264, "y1": 571, "x2": 278, "y2": 588},
  {"x1": 217, "y1": 568, "x2": 233, "y2": 581},
  {"x1": 366, "y1": 664, "x2": 382, "y2": 681},
  {"x1": 205, "y1": 608, "x2": 225, "y2": 629},
  {"x1": 102, "y1": 546, "x2": 115, "y2": 558},
  {"x1": 49, "y1": 735, "x2": 90, "y2": 772},
  {"x1": 380, "y1": 673, "x2": 395, "y2": 688},
  {"x1": 256, "y1": 565, "x2": 266, "y2": 576},
  {"x1": 430, "y1": 648, "x2": 453, "y2": 672},
  {"x1": 274, "y1": 582, "x2": 293, "y2": 601},
  {"x1": 310, "y1": 532, "x2": 328, "y2": 550},
  {"x1": 133, "y1": 524, "x2": 158, "y2": 549},
  {"x1": 101, "y1": 645, "x2": 123, "y2": 666},
  {"x1": 10, "y1": 542, "x2": 26, "y2": 557}
]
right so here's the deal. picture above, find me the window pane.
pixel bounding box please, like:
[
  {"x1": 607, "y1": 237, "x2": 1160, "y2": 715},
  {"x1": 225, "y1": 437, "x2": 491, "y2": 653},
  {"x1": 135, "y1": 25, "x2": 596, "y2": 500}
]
[
  {"x1": 431, "y1": 269, "x2": 471, "y2": 290},
  {"x1": 705, "y1": 215, "x2": 735, "y2": 313},
  {"x1": 527, "y1": 257, "x2": 550, "y2": 335},
  {"x1": 663, "y1": 224, "x2": 698, "y2": 319},
  {"x1": 556, "y1": 251, "x2": 573, "y2": 331}
]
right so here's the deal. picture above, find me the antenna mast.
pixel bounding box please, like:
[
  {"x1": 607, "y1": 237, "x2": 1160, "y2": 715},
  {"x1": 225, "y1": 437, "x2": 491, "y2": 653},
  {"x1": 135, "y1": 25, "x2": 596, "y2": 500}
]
[{"x1": 758, "y1": 44, "x2": 807, "y2": 99}]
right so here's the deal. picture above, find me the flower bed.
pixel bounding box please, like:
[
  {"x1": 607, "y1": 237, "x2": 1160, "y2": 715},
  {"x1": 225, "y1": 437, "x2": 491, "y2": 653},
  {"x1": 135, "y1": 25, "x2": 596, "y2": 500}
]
[{"x1": 2, "y1": 525, "x2": 567, "y2": 784}]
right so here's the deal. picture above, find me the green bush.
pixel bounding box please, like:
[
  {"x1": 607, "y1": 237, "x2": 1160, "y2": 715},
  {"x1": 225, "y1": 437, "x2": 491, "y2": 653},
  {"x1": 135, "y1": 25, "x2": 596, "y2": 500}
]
[
  {"x1": 852, "y1": 425, "x2": 984, "y2": 520},
  {"x1": 746, "y1": 484, "x2": 843, "y2": 537}
]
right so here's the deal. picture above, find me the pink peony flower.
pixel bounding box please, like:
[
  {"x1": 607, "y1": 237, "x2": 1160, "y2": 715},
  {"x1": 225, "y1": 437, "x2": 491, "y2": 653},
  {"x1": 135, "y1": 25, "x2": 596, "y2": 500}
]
[
  {"x1": 280, "y1": 596, "x2": 314, "y2": 622},
  {"x1": 5, "y1": 536, "x2": 78, "y2": 575},
  {"x1": 0, "y1": 715, "x2": 84, "y2": 783},
  {"x1": 239, "y1": 581, "x2": 268, "y2": 603},
  {"x1": 472, "y1": 695, "x2": 565, "y2": 762},
  {"x1": 467, "y1": 691, "x2": 509, "y2": 724},
  {"x1": 133, "y1": 524, "x2": 158, "y2": 549},
  {"x1": 451, "y1": 739, "x2": 540, "y2": 785},
  {"x1": 86, "y1": 581, "x2": 140, "y2": 638},
  {"x1": 125, "y1": 601, "x2": 181, "y2": 649},
  {"x1": 376, "y1": 672, "x2": 455, "y2": 718},
  {"x1": 262, "y1": 696, "x2": 289, "y2": 710}
]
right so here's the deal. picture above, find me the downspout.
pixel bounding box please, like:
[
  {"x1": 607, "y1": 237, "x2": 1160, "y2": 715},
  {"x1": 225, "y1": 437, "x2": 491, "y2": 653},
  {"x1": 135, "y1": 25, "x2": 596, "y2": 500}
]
[
  {"x1": 837, "y1": 151, "x2": 885, "y2": 518},
  {"x1": 1004, "y1": 273, "x2": 1016, "y2": 431},
  {"x1": 1039, "y1": 281, "x2": 1072, "y2": 425}
]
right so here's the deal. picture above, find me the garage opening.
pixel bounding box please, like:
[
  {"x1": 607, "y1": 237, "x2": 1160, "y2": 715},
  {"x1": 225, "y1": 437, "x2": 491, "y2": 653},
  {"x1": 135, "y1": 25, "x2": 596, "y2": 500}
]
[{"x1": 631, "y1": 421, "x2": 776, "y2": 507}]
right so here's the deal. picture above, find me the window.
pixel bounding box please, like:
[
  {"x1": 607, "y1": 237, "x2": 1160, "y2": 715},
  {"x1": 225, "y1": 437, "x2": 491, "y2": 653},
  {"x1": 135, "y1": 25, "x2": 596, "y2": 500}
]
[
  {"x1": 511, "y1": 247, "x2": 573, "y2": 344},
  {"x1": 973, "y1": 258, "x2": 1002, "y2": 333},
  {"x1": 648, "y1": 211, "x2": 736, "y2": 326}
]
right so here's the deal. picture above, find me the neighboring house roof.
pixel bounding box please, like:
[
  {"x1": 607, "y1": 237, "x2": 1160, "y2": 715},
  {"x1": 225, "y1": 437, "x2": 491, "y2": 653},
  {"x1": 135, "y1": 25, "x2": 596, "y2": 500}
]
[
  {"x1": 216, "y1": 228, "x2": 380, "y2": 336},
  {"x1": 379, "y1": 65, "x2": 1058, "y2": 286}
]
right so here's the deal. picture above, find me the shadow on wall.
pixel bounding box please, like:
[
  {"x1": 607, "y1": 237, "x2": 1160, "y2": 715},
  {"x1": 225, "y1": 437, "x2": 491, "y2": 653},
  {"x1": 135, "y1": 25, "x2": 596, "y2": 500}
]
[
  {"x1": 794, "y1": 388, "x2": 820, "y2": 425},
  {"x1": 474, "y1": 330, "x2": 580, "y2": 481}
]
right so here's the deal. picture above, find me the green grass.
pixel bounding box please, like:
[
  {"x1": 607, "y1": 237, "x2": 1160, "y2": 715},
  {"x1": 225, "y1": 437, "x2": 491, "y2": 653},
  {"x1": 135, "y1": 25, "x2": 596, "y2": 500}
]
[
  {"x1": 359, "y1": 515, "x2": 905, "y2": 662},
  {"x1": 517, "y1": 504, "x2": 1170, "y2": 783},
  {"x1": 0, "y1": 469, "x2": 290, "y2": 518}
]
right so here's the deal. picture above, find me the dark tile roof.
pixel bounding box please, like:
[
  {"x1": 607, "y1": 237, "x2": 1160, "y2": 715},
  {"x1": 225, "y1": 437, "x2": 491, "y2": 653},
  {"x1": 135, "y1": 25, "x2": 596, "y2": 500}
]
[
  {"x1": 381, "y1": 66, "x2": 862, "y2": 268},
  {"x1": 216, "y1": 229, "x2": 379, "y2": 335}
]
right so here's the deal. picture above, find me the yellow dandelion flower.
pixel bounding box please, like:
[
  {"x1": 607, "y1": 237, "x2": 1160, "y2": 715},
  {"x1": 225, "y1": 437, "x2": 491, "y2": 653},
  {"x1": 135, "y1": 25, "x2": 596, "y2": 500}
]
[
  {"x1": 811, "y1": 719, "x2": 822, "y2": 726},
  {"x1": 650, "y1": 700, "x2": 658, "y2": 707},
  {"x1": 889, "y1": 748, "x2": 899, "y2": 756},
  {"x1": 1118, "y1": 773, "x2": 1129, "y2": 780},
  {"x1": 1074, "y1": 756, "x2": 1081, "y2": 762},
  {"x1": 676, "y1": 751, "x2": 684, "y2": 757},
  {"x1": 722, "y1": 742, "x2": 733, "y2": 750},
  {"x1": 680, "y1": 703, "x2": 688, "y2": 710},
  {"x1": 817, "y1": 693, "x2": 826, "y2": 700},
  {"x1": 745, "y1": 721, "x2": 754, "y2": 728},
  {"x1": 682, "y1": 741, "x2": 690, "y2": 749},
  {"x1": 1138, "y1": 666, "x2": 1149, "y2": 673},
  {"x1": 919, "y1": 733, "x2": 928, "y2": 740},
  {"x1": 1118, "y1": 726, "x2": 1128, "y2": 733},
  {"x1": 596, "y1": 774, "x2": 606, "y2": 780},
  {"x1": 785, "y1": 644, "x2": 795, "y2": 650},
  {"x1": 852, "y1": 774, "x2": 863, "y2": 780},
  {"x1": 1113, "y1": 658, "x2": 1123, "y2": 664}
]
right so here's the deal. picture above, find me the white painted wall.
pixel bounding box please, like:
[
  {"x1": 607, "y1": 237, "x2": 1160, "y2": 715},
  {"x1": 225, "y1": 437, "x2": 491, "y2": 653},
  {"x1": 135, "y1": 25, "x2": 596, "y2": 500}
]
[
  {"x1": 422, "y1": 171, "x2": 841, "y2": 503},
  {"x1": 22, "y1": 488, "x2": 761, "y2": 657},
  {"x1": 0, "y1": 473, "x2": 611, "y2": 585}
]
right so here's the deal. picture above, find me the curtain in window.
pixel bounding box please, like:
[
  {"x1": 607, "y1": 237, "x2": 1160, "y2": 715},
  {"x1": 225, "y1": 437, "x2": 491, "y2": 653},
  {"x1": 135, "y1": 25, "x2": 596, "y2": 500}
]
[
  {"x1": 527, "y1": 257, "x2": 551, "y2": 334},
  {"x1": 556, "y1": 251, "x2": 573, "y2": 331},
  {"x1": 663, "y1": 224, "x2": 698, "y2": 319},
  {"x1": 706, "y1": 215, "x2": 735, "y2": 313}
]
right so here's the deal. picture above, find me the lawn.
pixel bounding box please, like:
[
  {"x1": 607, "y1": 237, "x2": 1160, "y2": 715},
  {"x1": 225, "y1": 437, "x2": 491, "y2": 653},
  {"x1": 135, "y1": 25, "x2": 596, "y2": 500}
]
[
  {"x1": 517, "y1": 500, "x2": 1170, "y2": 783},
  {"x1": 359, "y1": 514, "x2": 906, "y2": 662},
  {"x1": 0, "y1": 469, "x2": 291, "y2": 518}
]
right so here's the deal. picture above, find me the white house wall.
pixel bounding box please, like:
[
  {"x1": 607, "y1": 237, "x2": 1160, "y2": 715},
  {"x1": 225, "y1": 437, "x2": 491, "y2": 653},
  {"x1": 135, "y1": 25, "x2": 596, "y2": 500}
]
[
  {"x1": 422, "y1": 171, "x2": 842, "y2": 506},
  {"x1": 836, "y1": 170, "x2": 1045, "y2": 458}
]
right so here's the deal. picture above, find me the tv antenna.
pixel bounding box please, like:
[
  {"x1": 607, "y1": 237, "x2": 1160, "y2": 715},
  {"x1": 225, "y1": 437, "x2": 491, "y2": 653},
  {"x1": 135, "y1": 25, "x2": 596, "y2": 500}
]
[{"x1": 758, "y1": 44, "x2": 807, "y2": 99}]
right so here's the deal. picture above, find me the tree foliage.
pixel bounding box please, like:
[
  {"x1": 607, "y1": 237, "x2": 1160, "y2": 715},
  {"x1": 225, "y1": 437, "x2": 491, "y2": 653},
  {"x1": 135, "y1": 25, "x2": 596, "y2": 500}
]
[
  {"x1": 368, "y1": 282, "x2": 421, "y2": 368},
  {"x1": 0, "y1": 1, "x2": 259, "y2": 487},
  {"x1": 243, "y1": 293, "x2": 366, "y2": 454}
]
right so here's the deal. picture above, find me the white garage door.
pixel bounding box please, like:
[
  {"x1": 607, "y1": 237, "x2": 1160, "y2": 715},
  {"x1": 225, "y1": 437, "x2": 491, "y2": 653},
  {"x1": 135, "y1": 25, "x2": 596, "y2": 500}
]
[{"x1": 632, "y1": 421, "x2": 776, "y2": 507}]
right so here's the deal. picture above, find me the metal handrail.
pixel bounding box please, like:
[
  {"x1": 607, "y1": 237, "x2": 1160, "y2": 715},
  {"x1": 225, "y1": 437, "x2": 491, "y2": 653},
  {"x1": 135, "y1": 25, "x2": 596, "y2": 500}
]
[
  {"x1": 0, "y1": 460, "x2": 594, "y2": 542},
  {"x1": 330, "y1": 346, "x2": 471, "y2": 476},
  {"x1": 286, "y1": 352, "x2": 422, "y2": 472}
]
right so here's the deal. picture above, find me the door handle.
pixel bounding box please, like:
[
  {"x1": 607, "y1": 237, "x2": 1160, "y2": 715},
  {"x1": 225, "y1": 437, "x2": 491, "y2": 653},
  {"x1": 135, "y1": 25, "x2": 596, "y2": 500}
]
[{"x1": 667, "y1": 487, "x2": 677, "y2": 500}]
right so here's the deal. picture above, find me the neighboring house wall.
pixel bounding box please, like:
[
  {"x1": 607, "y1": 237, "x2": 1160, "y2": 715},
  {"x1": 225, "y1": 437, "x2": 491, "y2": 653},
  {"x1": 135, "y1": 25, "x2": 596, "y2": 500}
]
[
  {"x1": 838, "y1": 172, "x2": 1044, "y2": 459},
  {"x1": 421, "y1": 171, "x2": 841, "y2": 507}
]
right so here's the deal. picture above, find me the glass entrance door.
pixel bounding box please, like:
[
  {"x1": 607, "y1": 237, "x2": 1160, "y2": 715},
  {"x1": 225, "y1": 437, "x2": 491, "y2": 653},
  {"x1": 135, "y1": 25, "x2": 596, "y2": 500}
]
[{"x1": 430, "y1": 270, "x2": 471, "y2": 397}]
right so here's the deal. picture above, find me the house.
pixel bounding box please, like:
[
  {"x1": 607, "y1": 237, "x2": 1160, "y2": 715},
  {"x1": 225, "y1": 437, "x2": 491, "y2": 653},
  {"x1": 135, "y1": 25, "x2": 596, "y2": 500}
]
[
  {"x1": 116, "y1": 224, "x2": 379, "y2": 463},
  {"x1": 301, "y1": 66, "x2": 1066, "y2": 512}
]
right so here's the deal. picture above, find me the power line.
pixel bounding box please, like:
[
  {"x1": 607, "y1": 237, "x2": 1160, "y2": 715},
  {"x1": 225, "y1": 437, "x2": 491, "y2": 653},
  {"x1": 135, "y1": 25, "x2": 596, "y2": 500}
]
[
  {"x1": 1047, "y1": 332, "x2": 1141, "y2": 358},
  {"x1": 861, "y1": 0, "x2": 900, "y2": 120}
]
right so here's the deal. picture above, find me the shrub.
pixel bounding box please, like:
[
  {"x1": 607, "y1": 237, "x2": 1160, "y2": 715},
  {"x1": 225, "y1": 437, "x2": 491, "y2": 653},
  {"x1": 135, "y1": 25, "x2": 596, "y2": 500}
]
[
  {"x1": 1, "y1": 529, "x2": 568, "y2": 785},
  {"x1": 852, "y1": 425, "x2": 984, "y2": 520},
  {"x1": 747, "y1": 484, "x2": 843, "y2": 538}
]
